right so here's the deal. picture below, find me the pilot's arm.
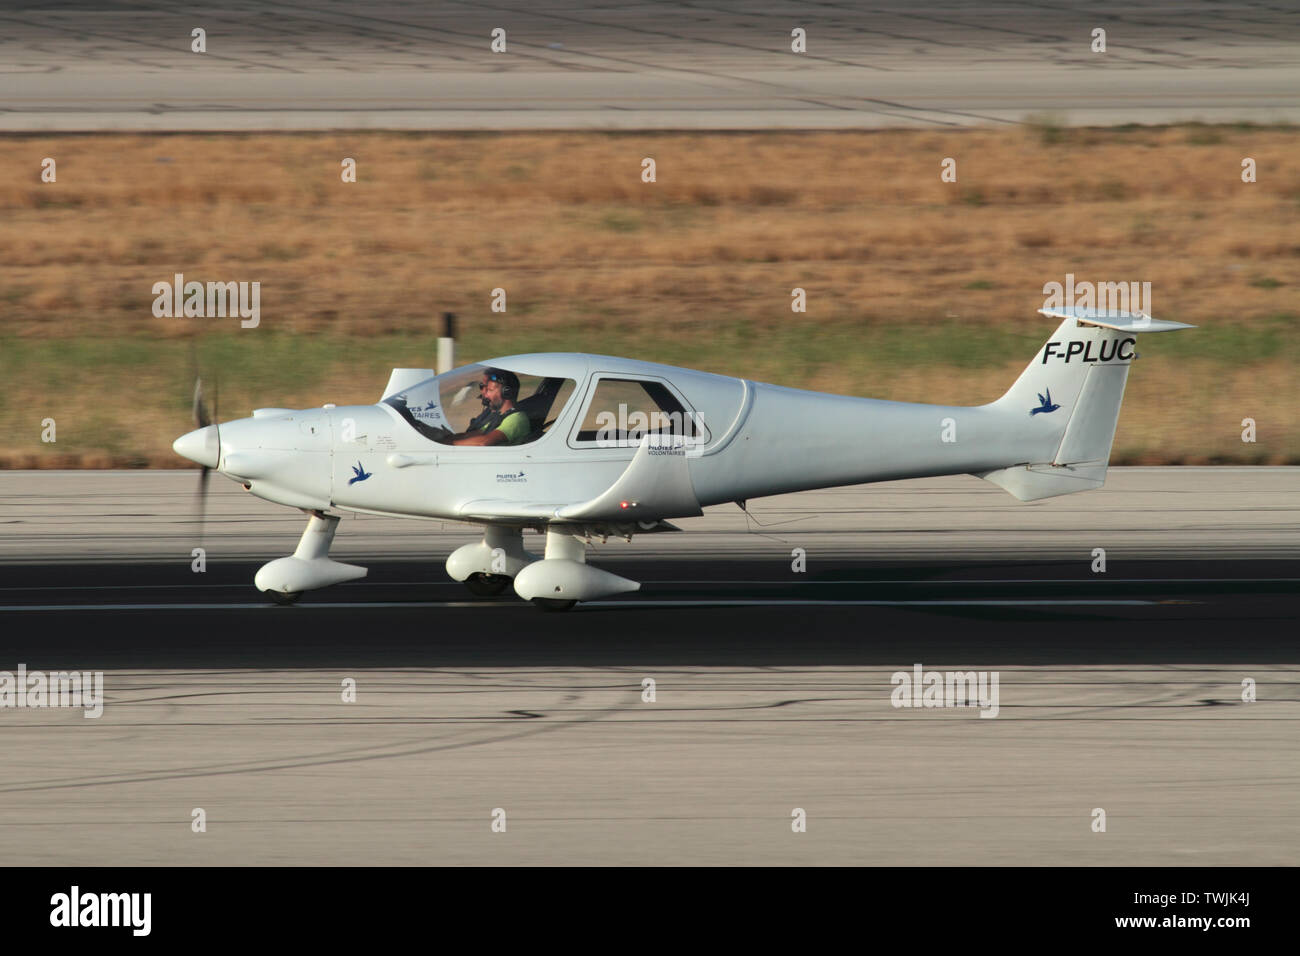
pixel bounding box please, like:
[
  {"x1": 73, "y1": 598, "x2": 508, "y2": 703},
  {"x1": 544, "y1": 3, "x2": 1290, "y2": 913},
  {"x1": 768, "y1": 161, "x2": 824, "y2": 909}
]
[
  {"x1": 454, "y1": 429, "x2": 508, "y2": 447},
  {"x1": 453, "y1": 410, "x2": 530, "y2": 446}
]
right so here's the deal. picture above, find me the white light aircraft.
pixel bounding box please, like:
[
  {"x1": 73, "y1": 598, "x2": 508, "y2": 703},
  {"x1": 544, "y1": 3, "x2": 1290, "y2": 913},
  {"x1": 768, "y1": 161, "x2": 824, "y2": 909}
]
[{"x1": 173, "y1": 307, "x2": 1191, "y2": 609}]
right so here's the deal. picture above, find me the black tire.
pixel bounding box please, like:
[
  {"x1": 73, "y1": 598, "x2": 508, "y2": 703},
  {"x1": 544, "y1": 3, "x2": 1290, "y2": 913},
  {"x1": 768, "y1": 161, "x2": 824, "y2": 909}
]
[
  {"x1": 465, "y1": 573, "x2": 513, "y2": 597},
  {"x1": 533, "y1": 598, "x2": 577, "y2": 612},
  {"x1": 269, "y1": 590, "x2": 302, "y2": 606}
]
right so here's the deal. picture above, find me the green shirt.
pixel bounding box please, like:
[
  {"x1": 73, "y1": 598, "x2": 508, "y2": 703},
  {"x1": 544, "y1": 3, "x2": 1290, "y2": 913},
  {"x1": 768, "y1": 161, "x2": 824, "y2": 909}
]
[{"x1": 482, "y1": 409, "x2": 530, "y2": 445}]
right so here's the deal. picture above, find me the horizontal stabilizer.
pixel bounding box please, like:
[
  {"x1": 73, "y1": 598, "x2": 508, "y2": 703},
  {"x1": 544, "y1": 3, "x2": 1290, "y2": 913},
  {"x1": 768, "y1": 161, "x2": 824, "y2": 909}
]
[
  {"x1": 975, "y1": 461, "x2": 1107, "y2": 501},
  {"x1": 1037, "y1": 307, "x2": 1194, "y2": 333}
]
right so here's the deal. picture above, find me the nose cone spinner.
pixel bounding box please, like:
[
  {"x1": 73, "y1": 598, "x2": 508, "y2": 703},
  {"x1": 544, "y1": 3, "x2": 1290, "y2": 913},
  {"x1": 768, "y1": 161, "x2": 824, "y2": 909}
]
[{"x1": 173, "y1": 425, "x2": 220, "y2": 469}]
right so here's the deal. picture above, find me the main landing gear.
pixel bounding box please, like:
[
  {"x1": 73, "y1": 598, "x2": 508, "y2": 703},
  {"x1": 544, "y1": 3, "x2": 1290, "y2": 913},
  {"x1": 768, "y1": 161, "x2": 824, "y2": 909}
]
[
  {"x1": 447, "y1": 526, "x2": 641, "y2": 610},
  {"x1": 445, "y1": 526, "x2": 537, "y2": 599},
  {"x1": 511, "y1": 528, "x2": 639, "y2": 610}
]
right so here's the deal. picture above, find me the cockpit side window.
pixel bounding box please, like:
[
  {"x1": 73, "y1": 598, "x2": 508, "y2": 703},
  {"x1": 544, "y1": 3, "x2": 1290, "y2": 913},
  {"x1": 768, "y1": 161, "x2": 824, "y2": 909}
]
[{"x1": 384, "y1": 365, "x2": 576, "y2": 446}]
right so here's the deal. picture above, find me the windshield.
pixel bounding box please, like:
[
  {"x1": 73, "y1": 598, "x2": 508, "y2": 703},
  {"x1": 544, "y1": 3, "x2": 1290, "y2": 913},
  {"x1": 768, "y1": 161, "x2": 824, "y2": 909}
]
[{"x1": 384, "y1": 363, "x2": 576, "y2": 447}]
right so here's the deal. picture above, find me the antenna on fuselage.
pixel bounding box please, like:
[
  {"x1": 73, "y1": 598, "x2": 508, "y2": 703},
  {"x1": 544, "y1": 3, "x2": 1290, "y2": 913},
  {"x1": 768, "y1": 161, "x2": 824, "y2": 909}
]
[{"x1": 736, "y1": 498, "x2": 803, "y2": 535}]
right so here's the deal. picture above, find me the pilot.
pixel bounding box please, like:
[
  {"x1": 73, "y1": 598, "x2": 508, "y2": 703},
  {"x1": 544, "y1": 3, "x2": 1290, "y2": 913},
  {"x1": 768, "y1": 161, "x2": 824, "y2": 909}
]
[{"x1": 452, "y1": 369, "x2": 530, "y2": 446}]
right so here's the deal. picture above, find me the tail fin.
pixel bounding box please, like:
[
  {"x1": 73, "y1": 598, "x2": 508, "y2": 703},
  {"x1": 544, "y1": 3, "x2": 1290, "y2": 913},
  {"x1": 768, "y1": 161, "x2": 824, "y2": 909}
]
[{"x1": 977, "y1": 307, "x2": 1194, "y2": 501}]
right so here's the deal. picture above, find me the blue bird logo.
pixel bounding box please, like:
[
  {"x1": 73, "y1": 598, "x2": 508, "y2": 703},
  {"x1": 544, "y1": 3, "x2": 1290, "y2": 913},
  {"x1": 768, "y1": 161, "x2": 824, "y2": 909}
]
[
  {"x1": 348, "y1": 461, "x2": 373, "y2": 485},
  {"x1": 1030, "y1": 389, "x2": 1060, "y2": 416}
]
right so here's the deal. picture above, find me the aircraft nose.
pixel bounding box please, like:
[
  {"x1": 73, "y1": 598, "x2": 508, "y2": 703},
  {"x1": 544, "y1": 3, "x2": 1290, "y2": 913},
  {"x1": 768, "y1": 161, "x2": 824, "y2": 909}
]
[{"x1": 173, "y1": 425, "x2": 219, "y2": 468}]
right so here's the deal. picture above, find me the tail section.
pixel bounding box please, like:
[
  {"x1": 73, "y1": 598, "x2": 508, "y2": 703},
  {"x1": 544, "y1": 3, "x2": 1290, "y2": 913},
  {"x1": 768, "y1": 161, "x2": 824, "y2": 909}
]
[{"x1": 977, "y1": 308, "x2": 1193, "y2": 500}]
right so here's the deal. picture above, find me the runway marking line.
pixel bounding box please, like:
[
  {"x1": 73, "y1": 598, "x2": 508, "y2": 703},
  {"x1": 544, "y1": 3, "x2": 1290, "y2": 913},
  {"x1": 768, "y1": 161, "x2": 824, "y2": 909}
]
[{"x1": 0, "y1": 598, "x2": 1170, "y2": 611}]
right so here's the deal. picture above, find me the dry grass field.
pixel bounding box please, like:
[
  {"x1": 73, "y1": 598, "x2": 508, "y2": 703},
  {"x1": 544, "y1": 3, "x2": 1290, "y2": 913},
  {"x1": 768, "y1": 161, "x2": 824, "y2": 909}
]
[{"x1": 0, "y1": 126, "x2": 1296, "y2": 466}]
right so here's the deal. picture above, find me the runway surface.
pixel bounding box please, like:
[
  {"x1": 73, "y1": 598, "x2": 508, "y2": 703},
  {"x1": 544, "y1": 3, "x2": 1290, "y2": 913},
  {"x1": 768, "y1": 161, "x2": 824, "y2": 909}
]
[
  {"x1": 0, "y1": 467, "x2": 1296, "y2": 864},
  {"x1": 2, "y1": 1, "x2": 1297, "y2": 130}
]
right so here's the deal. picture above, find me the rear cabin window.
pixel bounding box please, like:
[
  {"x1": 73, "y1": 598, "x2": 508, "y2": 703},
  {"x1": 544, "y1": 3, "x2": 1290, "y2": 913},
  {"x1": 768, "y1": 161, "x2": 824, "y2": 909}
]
[{"x1": 573, "y1": 378, "x2": 702, "y2": 445}]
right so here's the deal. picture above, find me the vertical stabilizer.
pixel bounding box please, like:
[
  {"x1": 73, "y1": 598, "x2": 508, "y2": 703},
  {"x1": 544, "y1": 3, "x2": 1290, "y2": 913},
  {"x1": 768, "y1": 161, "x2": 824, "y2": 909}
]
[{"x1": 977, "y1": 308, "x2": 1193, "y2": 500}]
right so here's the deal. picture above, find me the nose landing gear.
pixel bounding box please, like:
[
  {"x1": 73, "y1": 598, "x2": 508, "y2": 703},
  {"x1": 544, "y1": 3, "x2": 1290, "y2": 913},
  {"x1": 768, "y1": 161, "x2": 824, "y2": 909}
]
[{"x1": 254, "y1": 511, "x2": 367, "y2": 603}]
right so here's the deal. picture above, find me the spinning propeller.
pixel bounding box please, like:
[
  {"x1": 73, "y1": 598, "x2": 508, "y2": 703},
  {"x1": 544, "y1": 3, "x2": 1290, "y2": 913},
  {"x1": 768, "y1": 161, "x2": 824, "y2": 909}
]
[{"x1": 187, "y1": 375, "x2": 220, "y2": 533}]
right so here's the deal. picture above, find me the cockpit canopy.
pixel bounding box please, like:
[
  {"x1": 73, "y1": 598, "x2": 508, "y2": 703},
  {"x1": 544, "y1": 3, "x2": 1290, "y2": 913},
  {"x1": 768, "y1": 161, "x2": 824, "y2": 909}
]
[{"x1": 383, "y1": 363, "x2": 576, "y2": 446}]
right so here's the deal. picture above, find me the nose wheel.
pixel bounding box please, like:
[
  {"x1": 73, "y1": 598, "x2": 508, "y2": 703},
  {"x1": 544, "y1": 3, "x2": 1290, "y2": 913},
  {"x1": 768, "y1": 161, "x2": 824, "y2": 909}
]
[{"x1": 268, "y1": 590, "x2": 302, "y2": 606}]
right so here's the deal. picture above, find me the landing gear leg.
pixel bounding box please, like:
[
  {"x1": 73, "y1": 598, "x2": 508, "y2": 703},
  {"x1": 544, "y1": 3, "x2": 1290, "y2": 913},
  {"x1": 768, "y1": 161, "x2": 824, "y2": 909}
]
[
  {"x1": 254, "y1": 511, "x2": 367, "y2": 602},
  {"x1": 512, "y1": 528, "x2": 639, "y2": 610},
  {"x1": 529, "y1": 532, "x2": 585, "y2": 610}
]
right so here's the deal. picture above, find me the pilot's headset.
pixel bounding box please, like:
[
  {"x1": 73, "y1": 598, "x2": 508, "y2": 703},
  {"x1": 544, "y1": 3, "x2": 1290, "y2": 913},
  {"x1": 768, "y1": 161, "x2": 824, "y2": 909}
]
[
  {"x1": 470, "y1": 368, "x2": 521, "y2": 431},
  {"x1": 484, "y1": 368, "x2": 520, "y2": 404}
]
